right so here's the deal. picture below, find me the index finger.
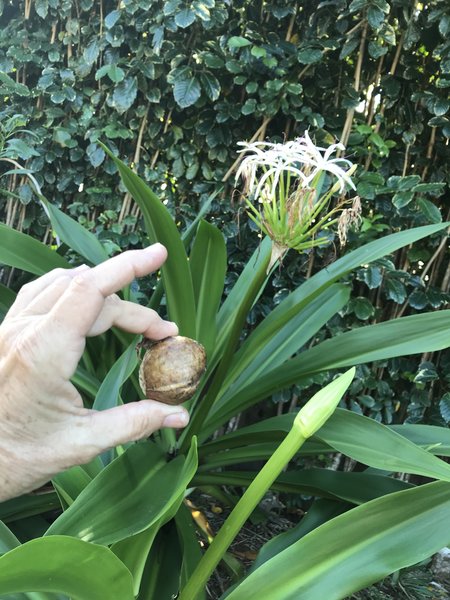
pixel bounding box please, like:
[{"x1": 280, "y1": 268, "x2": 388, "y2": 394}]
[
  {"x1": 48, "y1": 244, "x2": 168, "y2": 336},
  {"x1": 86, "y1": 243, "x2": 168, "y2": 297}
]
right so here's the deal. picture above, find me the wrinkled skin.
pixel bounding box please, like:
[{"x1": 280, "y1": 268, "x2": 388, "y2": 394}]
[{"x1": 0, "y1": 244, "x2": 189, "y2": 501}]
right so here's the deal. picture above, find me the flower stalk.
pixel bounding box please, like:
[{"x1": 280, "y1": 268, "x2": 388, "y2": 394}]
[{"x1": 179, "y1": 368, "x2": 355, "y2": 600}]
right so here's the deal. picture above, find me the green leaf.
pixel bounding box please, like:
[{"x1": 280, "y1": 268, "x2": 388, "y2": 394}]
[
  {"x1": 46, "y1": 439, "x2": 198, "y2": 545},
  {"x1": 111, "y1": 77, "x2": 138, "y2": 114},
  {"x1": 0, "y1": 223, "x2": 69, "y2": 275},
  {"x1": 417, "y1": 198, "x2": 442, "y2": 223},
  {"x1": 111, "y1": 524, "x2": 160, "y2": 597},
  {"x1": 5, "y1": 139, "x2": 39, "y2": 159},
  {"x1": 367, "y1": 6, "x2": 385, "y2": 29},
  {"x1": 439, "y1": 393, "x2": 450, "y2": 424},
  {"x1": 83, "y1": 39, "x2": 100, "y2": 65},
  {"x1": 392, "y1": 190, "x2": 414, "y2": 208},
  {"x1": 175, "y1": 8, "x2": 196, "y2": 28},
  {"x1": 101, "y1": 145, "x2": 197, "y2": 337},
  {"x1": 241, "y1": 99, "x2": 257, "y2": 115},
  {"x1": 0, "y1": 72, "x2": 30, "y2": 96},
  {"x1": 104, "y1": 9, "x2": 121, "y2": 28},
  {"x1": 221, "y1": 284, "x2": 350, "y2": 400},
  {"x1": 0, "y1": 283, "x2": 16, "y2": 321},
  {"x1": 189, "y1": 220, "x2": 227, "y2": 357},
  {"x1": 175, "y1": 504, "x2": 206, "y2": 595},
  {"x1": 207, "y1": 310, "x2": 450, "y2": 433},
  {"x1": 199, "y1": 72, "x2": 221, "y2": 101},
  {"x1": 352, "y1": 296, "x2": 374, "y2": 319},
  {"x1": 0, "y1": 536, "x2": 134, "y2": 600},
  {"x1": 361, "y1": 265, "x2": 382, "y2": 289},
  {"x1": 227, "y1": 36, "x2": 251, "y2": 48},
  {"x1": 0, "y1": 492, "x2": 60, "y2": 524},
  {"x1": 387, "y1": 175, "x2": 421, "y2": 191},
  {"x1": 384, "y1": 278, "x2": 407, "y2": 303},
  {"x1": 297, "y1": 47, "x2": 323, "y2": 64},
  {"x1": 39, "y1": 197, "x2": 109, "y2": 265},
  {"x1": 106, "y1": 64, "x2": 125, "y2": 83},
  {"x1": 93, "y1": 340, "x2": 138, "y2": 411},
  {"x1": 35, "y1": 0, "x2": 49, "y2": 18},
  {"x1": 173, "y1": 76, "x2": 202, "y2": 108},
  {"x1": 0, "y1": 521, "x2": 20, "y2": 555},
  {"x1": 317, "y1": 409, "x2": 450, "y2": 482},
  {"x1": 225, "y1": 481, "x2": 450, "y2": 600}
]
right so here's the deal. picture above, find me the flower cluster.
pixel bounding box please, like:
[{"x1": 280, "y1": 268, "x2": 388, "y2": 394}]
[{"x1": 235, "y1": 132, "x2": 361, "y2": 268}]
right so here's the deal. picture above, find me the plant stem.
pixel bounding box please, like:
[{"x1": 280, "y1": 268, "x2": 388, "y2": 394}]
[
  {"x1": 179, "y1": 248, "x2": 271, "y2": 453},
  {"x1": 178, "y1": 423, "x2": 307, "y2": 600}
]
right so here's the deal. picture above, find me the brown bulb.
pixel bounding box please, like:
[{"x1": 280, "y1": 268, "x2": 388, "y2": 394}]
[{"x1": 138, "y1": 336, "x2": 206, "y2": 405}]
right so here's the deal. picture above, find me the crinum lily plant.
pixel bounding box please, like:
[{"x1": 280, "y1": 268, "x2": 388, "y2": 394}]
[{"x1": 235, "y1": 131, "x2": 361, "y2": 268}]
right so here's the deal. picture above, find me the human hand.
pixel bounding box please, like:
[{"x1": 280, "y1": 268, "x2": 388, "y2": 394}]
[{"x1": 0, "y1": 244, "x2": 189, "y2": 501}]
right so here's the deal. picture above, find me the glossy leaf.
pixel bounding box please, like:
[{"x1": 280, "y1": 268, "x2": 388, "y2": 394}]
[
  {"x1": 189, "y1": 220, "x2": 227, "y2": 356},
  {"x1": 101, "y1": 145, "x2": 197, "y2": 337},
  {"x1": 0, "y1": 283, "x2": 15, "y2": 321},
  {"x1": 194, "y1": 468, "x2": 411, "y2": 504},
  {"x1": 225, "y1": 481, "x2": 450, "y2": 600},
  {"x1": 39, "y1": 196, "x2": 109, "y2": 265},
  {"x1": 139, "y1": 520, "x2": 183, "y2": 600},
  {"x1": 175, "y1": 504, "x2": 205, "y2": 597},
  {"x1": 0, "y1": 492, "x2": 60, "y2": 524},
  {"x1": 0, "y1": 536, "x2": 134, "y2": 600},
  {"x1": 206, "y1": 310, "x2": 450, "y2": 433},
  {"x1": 0, "y1": 223, "x2": 69, "y2": 275},
  {"x1": 317, "y1": 409, "x2": 450, "y2": 481},
  {"x1": 0, "y1": 521, "x2": 20, "y2": 554},
  {"x1": 225, "y1": 222, "x2": 448, "y2": 379},
  {"x1": 112, "y1": 524, "x2": 160, "y2": 597},
  {"x1": 93, "y1": 338, "x2": 138, "y2": 411},
  {"x1": 220, "y1": 283, "x2": 350, "y2": 396},
  {"x1": 46, "y1": 439, "x2": 197, "y2": 545},
  {"x1": 389, "y1": 423, "x2": 450, "y2": 455}
]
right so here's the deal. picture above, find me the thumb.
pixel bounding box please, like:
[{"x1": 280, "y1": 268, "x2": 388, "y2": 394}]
[{"x1": 85, "y1": 400, "x2": 190, "y2": 451}]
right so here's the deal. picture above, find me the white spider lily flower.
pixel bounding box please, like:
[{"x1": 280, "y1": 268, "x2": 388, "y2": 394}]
[
  {"x1": 235, "y1": 132, "x2": 355, "y2": 200},
  {"x1": 295, "y1": 131, "x2": 356, "y2": 192},
  {"x1": 234, "y1": 133, "x2": 359, "y2": 269}
]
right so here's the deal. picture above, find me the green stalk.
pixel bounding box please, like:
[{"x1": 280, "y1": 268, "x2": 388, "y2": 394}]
[
  {"x1": 179, "y1": 422, "x2": 307, "y2": 600},
  {"x1": 179, "y1": 248, "x2": 271, "y2": 454},
  {"x1": 179, "y1": 368, "x2": 355, "y2": 600}
]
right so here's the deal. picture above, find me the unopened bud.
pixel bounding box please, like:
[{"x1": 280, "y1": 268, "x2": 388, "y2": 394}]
[{"x1": 294, "y1": 368, "x2": 356, "y2": 438}]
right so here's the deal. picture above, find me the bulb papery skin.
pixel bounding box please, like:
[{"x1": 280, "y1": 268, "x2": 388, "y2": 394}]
[{"x1": 139, "y1": 336, "x2": 207, "y2": 405}]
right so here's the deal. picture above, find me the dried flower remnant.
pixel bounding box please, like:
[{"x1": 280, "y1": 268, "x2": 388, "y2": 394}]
[
  {"x1": 235, "y1": 132, "x2": 360, "y2": 269},
  {"x1": 338, "y1": 196, "x2": 362, "y2": 246}
]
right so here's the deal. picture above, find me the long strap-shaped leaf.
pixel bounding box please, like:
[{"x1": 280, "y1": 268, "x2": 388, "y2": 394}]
[
  {"x1": 101, "y1": 145, "x2": 196, "y2": 336},
  {"x1": 224, "y1": 480, "x2": 450, "y2": 600},
  {"x1": 0, "y1": 223, "x2": 69, "y2": 274},
  {"x1": 189, "y1": 220, "x2": 227, "y2": 357},
  {"x1": 46, "y1": 439, "x2": 197, "y2": 546},
  {"x1": 39, "y1": 195, "x2": 109, "y2": 265},
  {"x1": 206, "y1": 310, "x2": 450, "y2": 433},
  {"x1": 0, "y1": 536, "x2": 134, "y2": 600},
  {"x1": 223, "y1": 222, "x2": 449, "y2": 386}
]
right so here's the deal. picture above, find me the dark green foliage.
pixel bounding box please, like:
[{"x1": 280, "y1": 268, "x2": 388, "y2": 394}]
[{"x1": 0, "y1": 0, "x2": 449, "y2": 425}]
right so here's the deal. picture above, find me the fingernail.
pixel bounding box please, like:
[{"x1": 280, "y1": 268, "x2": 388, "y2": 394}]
[
  {"x1": 163, "y1": 411, "x2": 189, "y2": 428},
  {"x1": 167, "y1": 321, "x2": 179, "y2": 335}
]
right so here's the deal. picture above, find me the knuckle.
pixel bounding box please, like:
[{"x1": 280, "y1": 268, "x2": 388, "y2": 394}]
[
  {"x1": 70, "y1": 273, "x2": 95, "y2": 293},
  {"x1": 13, "y1": 331, "x2": 40, "y2": 369}
]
